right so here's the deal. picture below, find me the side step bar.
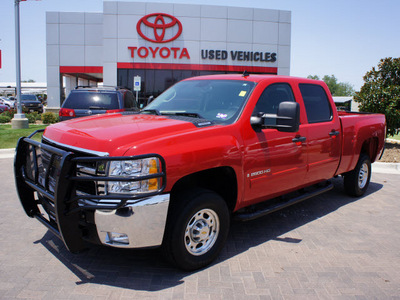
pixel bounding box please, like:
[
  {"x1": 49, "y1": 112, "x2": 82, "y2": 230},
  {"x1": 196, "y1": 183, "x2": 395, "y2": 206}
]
[{"x1": 234, "y1": 181, "x2": 333, "y2": 222}]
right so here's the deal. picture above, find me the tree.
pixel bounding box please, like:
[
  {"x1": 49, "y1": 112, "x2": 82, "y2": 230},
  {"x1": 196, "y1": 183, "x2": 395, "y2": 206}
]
[
  {"x1": 307, "y1": 75, "x2": 320, "y2": 80},
  {"x1": 354, "y1": 57, "x2": 400, "y2": 136},
  {"x1": 307, "y1": 75, "x2": 355, "y2": 96}
]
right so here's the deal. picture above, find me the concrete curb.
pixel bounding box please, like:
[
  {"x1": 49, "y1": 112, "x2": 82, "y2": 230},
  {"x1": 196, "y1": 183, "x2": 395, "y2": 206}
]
[
  {"x1": 0, "y1": 149, "x2": 15, "y2": 159},
  {"x1": 373, "y1": 162, "x2": 400, "y2": 175},
  {"x1": 387, "y1": 138, "x2": 400, "y2": 144},
  {"x1": 2, "y1": 148, "x2": 400, "y2": 175}
]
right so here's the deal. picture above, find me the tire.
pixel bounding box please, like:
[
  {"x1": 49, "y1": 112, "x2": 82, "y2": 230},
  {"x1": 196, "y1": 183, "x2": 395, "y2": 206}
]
[
  {"x1": 162, "y1": 189, "x2": 230, "y2": 271},
  {"x1": 344, "y1": 153, "x2": 371, "y2": 197}
]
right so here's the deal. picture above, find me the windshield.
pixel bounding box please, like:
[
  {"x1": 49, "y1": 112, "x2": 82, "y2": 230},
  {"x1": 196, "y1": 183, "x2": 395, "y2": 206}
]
[
  {"x1": 21, "y1": 95, "x2": 38, "y2": 101},
  {"x1": 144, "y1": 79, "x2": 256, "y2": 124},
  {"x1": 63, "y1": 91, "x2": 119, "y2": 110}
]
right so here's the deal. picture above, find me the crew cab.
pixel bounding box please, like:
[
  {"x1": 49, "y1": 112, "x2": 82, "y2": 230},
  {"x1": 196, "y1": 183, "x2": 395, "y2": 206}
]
[{"x1": 14, "y1": 75, "x2": 386, "y2": 270}]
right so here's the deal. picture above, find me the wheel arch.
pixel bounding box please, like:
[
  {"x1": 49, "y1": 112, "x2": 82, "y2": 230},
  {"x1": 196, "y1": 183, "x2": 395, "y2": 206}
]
[
  {"x1": 360, "y1": 137, "x2": 380, "y2": 163},
  {"x1": 170, "y1": 166, "x2": 238, "y2": 213}
]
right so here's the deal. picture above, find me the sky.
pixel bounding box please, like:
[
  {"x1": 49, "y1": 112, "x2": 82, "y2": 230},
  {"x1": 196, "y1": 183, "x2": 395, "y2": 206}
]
[{"x1": 0, "y1": 0, "x2": 399, "y2": 91}]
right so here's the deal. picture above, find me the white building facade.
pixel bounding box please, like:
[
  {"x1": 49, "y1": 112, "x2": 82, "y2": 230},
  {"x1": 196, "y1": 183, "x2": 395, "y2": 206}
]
[{"x1": 46, "y1": 1, "x2": 291, "y2": 109}]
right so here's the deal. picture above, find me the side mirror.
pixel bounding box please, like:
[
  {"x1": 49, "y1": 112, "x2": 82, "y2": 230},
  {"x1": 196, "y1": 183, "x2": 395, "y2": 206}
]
[
  {"x1": 250, "y1": 101, "x2": 300, "y2": 133},
  {"x1": 275, "y1": 101, "x2": 300, "y2": 132}
]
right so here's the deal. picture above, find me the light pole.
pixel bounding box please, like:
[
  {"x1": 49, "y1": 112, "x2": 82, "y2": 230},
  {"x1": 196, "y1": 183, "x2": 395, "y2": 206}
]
[{"x1": 11, "y1": 0, "x2": 29, "y2": 129}]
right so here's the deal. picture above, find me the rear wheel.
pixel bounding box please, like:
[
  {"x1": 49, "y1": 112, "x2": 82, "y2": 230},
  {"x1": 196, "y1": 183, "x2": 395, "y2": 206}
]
[
  {"x1": 162, "y1": 189, "x2": 230, "y2": 271},
  {"x1": 344, "y1": 153, "x2": 371, "y2": 197}
]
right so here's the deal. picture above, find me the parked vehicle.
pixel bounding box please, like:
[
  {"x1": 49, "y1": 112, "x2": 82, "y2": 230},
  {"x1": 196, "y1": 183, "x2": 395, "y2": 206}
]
[
  {"x1": 21, "y1": 94, "x2": 43, "y2": 113},
  {"x1": 14, "y1": 75, "x2": 386, "y2": 270},
  {"x1": 59, "y1": 86, "x2": 139, "y2": 121},
  {"x1": 3, "y1": 97, "x2": 16, "y2": 108}
]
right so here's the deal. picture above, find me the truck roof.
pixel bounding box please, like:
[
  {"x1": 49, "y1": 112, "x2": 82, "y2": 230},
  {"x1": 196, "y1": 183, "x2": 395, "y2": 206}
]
[{"x1": 183, "y1": 74, "x2": 320, "y2": 84}]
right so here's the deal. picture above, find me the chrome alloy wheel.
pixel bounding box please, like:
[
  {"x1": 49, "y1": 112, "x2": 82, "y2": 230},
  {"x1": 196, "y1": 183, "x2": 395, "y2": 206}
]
[
  {"x1": 358, "y1": 162, "x2": 369, "y2": 189},
  {"x1": 184, "y1": 208, "x2": 220, "y2": 256}
]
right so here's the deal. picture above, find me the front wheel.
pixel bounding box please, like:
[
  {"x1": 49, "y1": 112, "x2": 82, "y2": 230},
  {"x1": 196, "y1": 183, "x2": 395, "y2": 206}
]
[
  {"x1": 162, "y1": 189, "x2": 230, "y2": 271},
  {"x1": 344, "y1": 153, "x2": 371, "y2": 197}
]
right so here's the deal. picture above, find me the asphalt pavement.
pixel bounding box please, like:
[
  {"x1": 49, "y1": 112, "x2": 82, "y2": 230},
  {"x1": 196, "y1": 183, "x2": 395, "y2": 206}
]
[{"x1": 1, "y1": 153, "x2": 400, "y2": 299}]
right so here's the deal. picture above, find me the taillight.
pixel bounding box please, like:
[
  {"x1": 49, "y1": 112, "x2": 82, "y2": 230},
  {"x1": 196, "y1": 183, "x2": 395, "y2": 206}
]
[
  {"x1": 106, "y1": 109, "x2": 125, "y2": 113},
  {"x1": 59, "y1": 108, "x2": 76, "y2": 117}
]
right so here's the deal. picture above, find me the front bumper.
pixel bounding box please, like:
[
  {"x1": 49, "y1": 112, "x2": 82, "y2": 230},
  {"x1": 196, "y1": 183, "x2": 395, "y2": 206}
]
[
  {"x1": 14, "y1": 130, "x2": 167, "y2": 252},
  {"x1": 95, "y1": 194, "x2": 170, "y2": 248}
]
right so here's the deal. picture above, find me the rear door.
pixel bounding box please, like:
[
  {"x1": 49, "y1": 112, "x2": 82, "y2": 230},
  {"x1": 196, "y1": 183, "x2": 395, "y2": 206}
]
[{"x1": 298, "y1": 83, "x2": 341, "y2": 184}]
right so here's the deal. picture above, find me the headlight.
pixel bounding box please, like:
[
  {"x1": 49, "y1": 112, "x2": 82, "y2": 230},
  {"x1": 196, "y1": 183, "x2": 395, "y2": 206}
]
[{"x1": 105, "y1": 157, "x2": 161, "y2": 194}]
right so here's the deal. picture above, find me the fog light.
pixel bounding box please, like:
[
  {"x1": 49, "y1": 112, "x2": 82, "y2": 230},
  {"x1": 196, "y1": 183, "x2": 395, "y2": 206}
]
[{"x1": 105, "y1": 232, "x2": 129, "y2": 245}]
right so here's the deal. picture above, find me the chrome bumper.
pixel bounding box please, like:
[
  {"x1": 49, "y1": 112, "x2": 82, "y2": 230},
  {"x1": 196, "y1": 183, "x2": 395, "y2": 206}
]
[{"x1": 95, "y1": 194, "x2": 170, "y2": 248}]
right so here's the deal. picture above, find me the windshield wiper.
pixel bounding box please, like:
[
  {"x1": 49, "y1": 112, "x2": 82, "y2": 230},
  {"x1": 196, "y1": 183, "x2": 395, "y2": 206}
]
[
  {"x1": 141, "y1": 110, "x2": 205, "y2": 119},
  {"x1": 164, "y1": 112, "x2": 205, "y2": 119},
  {"x1": 141, "y1": 109, "x2": 162, "y2": 115}
]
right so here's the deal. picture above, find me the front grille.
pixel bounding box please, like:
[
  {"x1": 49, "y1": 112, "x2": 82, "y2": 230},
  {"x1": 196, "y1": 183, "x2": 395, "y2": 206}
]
[
  {"x1": 21, "y1": 144, "x2": 63, "y2": 223},
  {"x1": 24, "y1": 145, "x2": 60, "y2": 194},
  {"x1": 76, "y1": 162, "x2": 100, "y2": 196}
]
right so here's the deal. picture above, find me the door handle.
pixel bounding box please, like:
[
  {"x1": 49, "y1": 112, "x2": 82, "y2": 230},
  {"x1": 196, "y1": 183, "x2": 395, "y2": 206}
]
[
  {"x1": 292, "y1": 136, "x2": 306, "y2": 144},
  {"x1": 329, "y1": 130, "x2": 340, "y2": 137}
]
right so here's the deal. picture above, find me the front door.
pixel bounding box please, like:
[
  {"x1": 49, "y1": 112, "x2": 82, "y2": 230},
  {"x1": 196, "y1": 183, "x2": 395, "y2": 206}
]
[{"x1": 243, "y1": 82, "x2": 308, "y2": 205}]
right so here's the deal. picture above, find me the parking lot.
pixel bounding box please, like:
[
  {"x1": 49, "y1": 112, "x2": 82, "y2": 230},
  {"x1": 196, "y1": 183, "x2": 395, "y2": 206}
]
[{"x1": 1, "y1": 155, "x2": 400, "y2": 299}]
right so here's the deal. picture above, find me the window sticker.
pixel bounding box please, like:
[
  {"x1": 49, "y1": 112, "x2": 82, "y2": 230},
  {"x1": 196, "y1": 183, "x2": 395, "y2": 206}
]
[
  {"x1": 239, "y1": 91, "x2": 247, "y2": 97},
  {"x1": 216, "y1": 113, "x2": 228, "y2": 119}
]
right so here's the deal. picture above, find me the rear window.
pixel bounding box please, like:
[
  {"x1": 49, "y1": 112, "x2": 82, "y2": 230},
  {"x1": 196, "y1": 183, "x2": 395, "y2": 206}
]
[
  {"x1": 63, "y1": 91, "x2": 119, "y2": 110},
  {"x1": 123, "y1": 91, "x2": 137, "y2": 109}
]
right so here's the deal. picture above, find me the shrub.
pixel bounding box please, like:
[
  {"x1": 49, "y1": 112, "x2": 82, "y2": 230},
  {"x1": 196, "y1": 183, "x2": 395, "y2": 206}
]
[
  {"x1": 0, "y1": 115, "x2": 11, "y2": 123},
  {"x1": 25, "y1": 113, "x2": 37, "y2": 124},
  {"x1": 1, "y1": 109, "x2": 16, "y2": 119},
  {"x1": 41, "y1": 112, "x2": 59, "y2": 124},
  {"x1": 30, "y1": 111, "x2": 41, "y2": 121}
]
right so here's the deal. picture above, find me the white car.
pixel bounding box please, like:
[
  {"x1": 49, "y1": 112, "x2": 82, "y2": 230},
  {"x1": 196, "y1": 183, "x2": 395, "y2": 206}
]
[{"x1": 0, "y1": 97, "x2": 15, "y2": 108}]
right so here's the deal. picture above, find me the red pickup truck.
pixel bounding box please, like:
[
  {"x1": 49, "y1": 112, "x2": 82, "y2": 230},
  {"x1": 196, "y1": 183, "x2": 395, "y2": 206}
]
[{"x1": 15, "y1": 74, "x2": 385, "y2": 270}]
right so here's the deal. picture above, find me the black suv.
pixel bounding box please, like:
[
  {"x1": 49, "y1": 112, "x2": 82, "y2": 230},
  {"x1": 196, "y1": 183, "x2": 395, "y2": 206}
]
[
  {"x1": 59, "y1": 86, "x2": 139, "y2": 121},
  {"x1": 21, "y1": 94, "x2": 44, "y2": 113}
]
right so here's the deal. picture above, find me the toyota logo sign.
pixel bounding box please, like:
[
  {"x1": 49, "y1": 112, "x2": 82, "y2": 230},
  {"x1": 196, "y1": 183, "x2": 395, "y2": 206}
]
[{"x1": 137, "y1": 13, "x2": 182, "y2": 43}]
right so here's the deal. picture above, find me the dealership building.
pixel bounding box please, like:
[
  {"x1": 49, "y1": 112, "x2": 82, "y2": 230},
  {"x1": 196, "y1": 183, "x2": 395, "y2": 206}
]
[{"x1": 45, "y1": 1, "x2": 291, "y2": 110}]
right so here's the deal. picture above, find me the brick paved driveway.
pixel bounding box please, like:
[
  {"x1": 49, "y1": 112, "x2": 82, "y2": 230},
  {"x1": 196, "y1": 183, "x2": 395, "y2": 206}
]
[{"x1": 1, "y1": 157, "x2": 399, "y2": 299}]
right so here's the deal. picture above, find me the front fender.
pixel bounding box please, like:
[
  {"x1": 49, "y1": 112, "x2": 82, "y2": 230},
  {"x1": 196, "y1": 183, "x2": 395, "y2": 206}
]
[{"x1": 123, "y1": 125, "x2": 244, "y2": 197}]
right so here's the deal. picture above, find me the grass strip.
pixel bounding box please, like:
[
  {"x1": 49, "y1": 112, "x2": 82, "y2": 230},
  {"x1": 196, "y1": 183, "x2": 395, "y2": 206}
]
[{"x1": 0, "y1": 125, "x2": 47, "y2": 149}]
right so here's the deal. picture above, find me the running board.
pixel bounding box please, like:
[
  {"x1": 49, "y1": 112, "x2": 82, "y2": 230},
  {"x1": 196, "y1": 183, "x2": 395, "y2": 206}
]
[{"x1": 234, "y1": 181, "x2": 334, "y2": 222}]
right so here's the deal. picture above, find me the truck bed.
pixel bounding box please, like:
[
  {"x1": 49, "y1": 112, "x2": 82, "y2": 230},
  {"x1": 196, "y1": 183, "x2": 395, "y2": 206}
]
[{"x1": 336, "y1": 111, "x2": 386, "y2": 175}]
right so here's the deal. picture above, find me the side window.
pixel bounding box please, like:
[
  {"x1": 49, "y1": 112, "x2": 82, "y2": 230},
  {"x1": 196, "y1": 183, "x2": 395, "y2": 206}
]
[
  {"x1": 299, "y1": 84, "x2": 332, "y2": 123},
  {"x1": 252, "y1": 83, "x2": 295, "y2": 125},
  {"x1": 123, "y1": 91, "x2": 138, "y2": 110}
]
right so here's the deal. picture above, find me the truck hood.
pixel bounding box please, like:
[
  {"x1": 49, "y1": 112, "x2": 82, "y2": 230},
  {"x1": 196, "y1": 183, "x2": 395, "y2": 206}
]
[{"x1": 43, "y1": 113, "x2": 212, "y2": 156}]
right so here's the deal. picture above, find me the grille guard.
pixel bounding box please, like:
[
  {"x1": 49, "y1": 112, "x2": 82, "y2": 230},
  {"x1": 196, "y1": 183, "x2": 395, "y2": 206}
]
[{"x1": 14, "y1": 130, "x2": 166, "y2": 252}]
